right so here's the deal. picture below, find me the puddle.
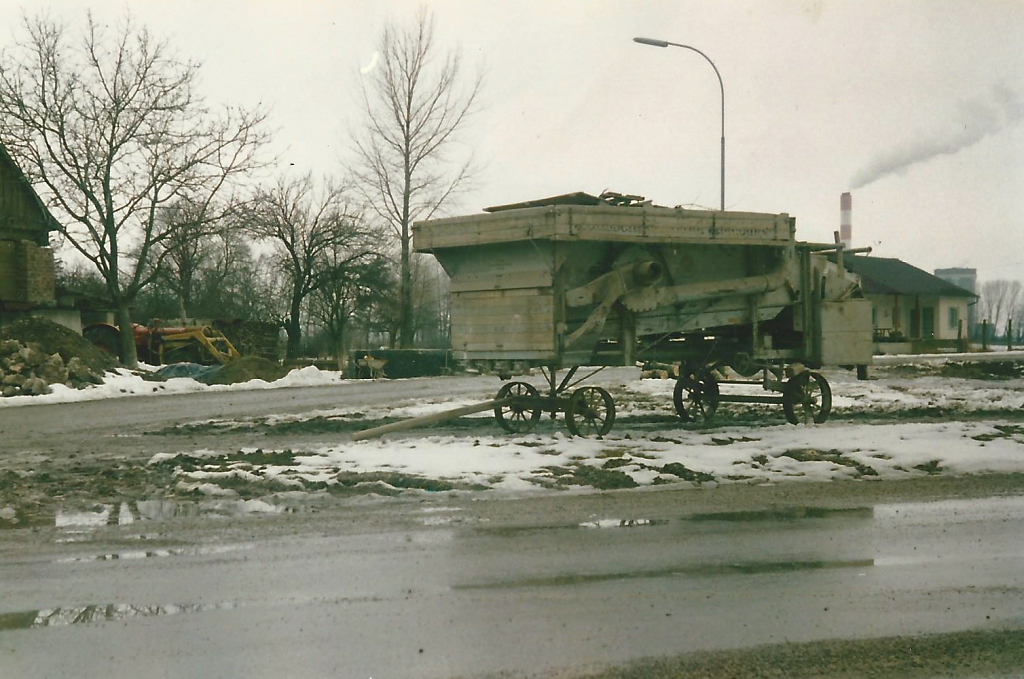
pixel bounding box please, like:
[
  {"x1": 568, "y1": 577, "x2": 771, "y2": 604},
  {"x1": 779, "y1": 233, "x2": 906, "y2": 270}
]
[
  {"x1": 685, "y1": 507, "x2": 874, "y2": 523},
  {"x1": 0, "y1": 594, "x2": 383, "y2": 633},
  {"x1": 0, "y1": 602, "x2": 238, "y2": 631},
  {"x1": 0, "y1": 505, "x2": 30, "y2": 530},
  {"x1": 55, "y1": 507, "x2": 112, "y2": 528},
  {"x1": 455, "y1": 558, "x2": 875, "y2": 590},
  {"x1": 49, "y1": 498, "x2": 304, "y2": 531},
  {"x1": 474, "y1": 518, "x2": 668, "y2": 538},
  {"x1": 874, "y1": 495, "x2": 1024, "y2": 524},
  {"x1": 56, "y1": 543, "x2": 254, "y2": 564},
  {"x1": 579, "y1": 518, "x2": 667, "y2": 529}
]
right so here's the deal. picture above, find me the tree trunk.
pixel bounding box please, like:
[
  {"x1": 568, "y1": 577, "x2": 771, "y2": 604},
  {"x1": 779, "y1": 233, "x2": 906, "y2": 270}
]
[
  {"x1": 335, "y1": 340, "x2": 346, "y2": 372},
  {"x1": 399, "y1": 231, "x2": 413, "y2": 349},
  {"x1": 285, "y1": 295, "x2": 302, "y2": 359},
  {"x1": 116, "y1": 302, "x2": 139, "y2": 368},
  {"x1": 333, "y1": 321, "x2": 347, "y2": 371}
]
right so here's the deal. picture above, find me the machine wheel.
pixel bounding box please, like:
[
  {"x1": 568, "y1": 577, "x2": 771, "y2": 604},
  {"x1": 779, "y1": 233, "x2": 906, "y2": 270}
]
[
  {"x1": 565, "y1": 386, "x2": 615, "y2": 437},
  {"x1": 783, "y1": 372, "x2": 832, "y2": 425},
  {"x1": 494, "y1": 382, "x2": 543, "y2": 434},
  {"x1": 83, "y1": 323, "x2": 122, "y2": 361},
  {"x1": 729, "y1": 351, "x2": 759, "y2": 377},
  {"x1": 674, "y1": 373, "x2": 719, "y2": 423}
]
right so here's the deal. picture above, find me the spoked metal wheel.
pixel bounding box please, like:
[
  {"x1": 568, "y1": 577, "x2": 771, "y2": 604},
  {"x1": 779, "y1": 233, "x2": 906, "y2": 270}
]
[
  {"x1": 565, "y1": 386, "x2": 615, "y2": 437},
  {"x1": 783, "y1": 372, "x2": 832, "y2": 425},
  {"x1": 494, "y1": 382, "x2": 543, "y2": 434},
  {"x1": 673, "y1": 373, "x2": 720, "y2": 423}
]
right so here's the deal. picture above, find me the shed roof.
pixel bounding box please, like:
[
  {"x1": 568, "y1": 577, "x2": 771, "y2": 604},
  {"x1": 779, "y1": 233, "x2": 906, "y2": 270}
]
[
  {"x1": 0, "y1": 140, "x2": 61, "y2": 237},
  {"x1": 835, "y1": 255, "x2": 977, "y2": 298}
]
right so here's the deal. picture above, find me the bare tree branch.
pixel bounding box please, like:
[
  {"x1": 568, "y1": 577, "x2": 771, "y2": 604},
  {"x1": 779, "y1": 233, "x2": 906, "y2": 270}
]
[
  {"x1": 352, "y1": 8, "x2": 482, "y2": 348},
  {"x1": 0, "y1": 10, "x2": 270, "y2": 366},
  {"x1": 242, "y1": 173, "x2": 382, "y2": 358}
]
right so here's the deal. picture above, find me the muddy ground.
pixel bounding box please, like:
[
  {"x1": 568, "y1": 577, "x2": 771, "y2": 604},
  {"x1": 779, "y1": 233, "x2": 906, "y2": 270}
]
[{"x1": 2, "y1": 362, "x2": 1024, "y2": 530}]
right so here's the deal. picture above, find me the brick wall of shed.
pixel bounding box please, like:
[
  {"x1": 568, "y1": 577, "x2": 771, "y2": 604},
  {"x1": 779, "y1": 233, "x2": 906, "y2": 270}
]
[{"x1": 0, "y1": 239, "x2": 55, "y2": 304}]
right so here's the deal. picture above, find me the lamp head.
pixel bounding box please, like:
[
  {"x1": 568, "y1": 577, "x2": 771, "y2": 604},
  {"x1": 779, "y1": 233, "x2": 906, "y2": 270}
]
[{"x1": 633, "y1": 37, "x2": 669, "y2": 48}]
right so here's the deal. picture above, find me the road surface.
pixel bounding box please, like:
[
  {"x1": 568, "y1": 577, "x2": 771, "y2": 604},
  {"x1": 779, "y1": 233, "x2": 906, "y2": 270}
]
[
  {"x1": 3, "y1": 369, "x2": 1024, "y2": 677},
  {"x1": 2, "y1": 476, "x2": 1023, "y2": 678}
]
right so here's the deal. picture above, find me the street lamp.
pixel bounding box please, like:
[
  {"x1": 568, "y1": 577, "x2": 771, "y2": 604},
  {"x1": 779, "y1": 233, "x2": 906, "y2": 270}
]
[{"x1": 633, "y1": 36, "x2": 726, "y2": 211}]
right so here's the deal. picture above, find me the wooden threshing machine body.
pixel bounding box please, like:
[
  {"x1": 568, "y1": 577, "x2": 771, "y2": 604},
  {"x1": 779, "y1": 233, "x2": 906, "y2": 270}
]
[{"x1": 414, "y1": 200, "x2": 872, "y2": 377}]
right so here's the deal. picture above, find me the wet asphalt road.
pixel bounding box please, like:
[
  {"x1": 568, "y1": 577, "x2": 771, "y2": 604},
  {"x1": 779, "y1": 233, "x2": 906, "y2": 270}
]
[{"x1": 2, "y1": 487, "x2": 1023, "y2": 678}]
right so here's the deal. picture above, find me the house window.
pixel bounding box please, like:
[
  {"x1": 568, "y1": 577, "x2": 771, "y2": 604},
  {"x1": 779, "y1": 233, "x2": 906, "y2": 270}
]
[
  {"x1": 871, "y1": 306, "x2": 877, "y2": 327},
  {"x1": 949, "y1": 306, "x2": 959, "y2": 329}
]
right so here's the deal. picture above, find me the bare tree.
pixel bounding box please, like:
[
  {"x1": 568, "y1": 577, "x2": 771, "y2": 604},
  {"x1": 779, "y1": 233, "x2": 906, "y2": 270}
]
[
  {"x1": 0, "y1": 11, "x2": 268, "y2": 366},
  {"x1": 309, "y1": 250, "x2": 390, "y2": 367},
  {"x1": 979, "y1": 279, "x2": 1022, "y2": 341},
  {"x1": 244, "y1": 174, "x2": 379, "y2": 358},
  {"x1": 353, "y1": 8, "x2": 482, "y2": 348},
  {"x1": 149, "y1": 199, "x2": 218, "y2": 318},
  {"x1": 224, "y1": 250, "x2": 285, "y2": 324}
]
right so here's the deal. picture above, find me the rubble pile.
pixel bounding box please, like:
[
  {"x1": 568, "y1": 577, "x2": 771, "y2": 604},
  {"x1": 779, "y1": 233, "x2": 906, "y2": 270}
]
[
  {"x1": 0, "y1": 318, "x2": 116, "y2": 397},
  {"x1": 0, "y1": 338, "x2": 104, "y2": 396},
  {"x1": 0, "y1": 317, "x2": 118, "y2": 374}
]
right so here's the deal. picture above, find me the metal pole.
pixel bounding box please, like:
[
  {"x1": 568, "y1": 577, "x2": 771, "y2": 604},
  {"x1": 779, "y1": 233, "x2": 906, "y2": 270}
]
[{"x1": 633, "y1": 37, "x2": 725, "y2": 211}]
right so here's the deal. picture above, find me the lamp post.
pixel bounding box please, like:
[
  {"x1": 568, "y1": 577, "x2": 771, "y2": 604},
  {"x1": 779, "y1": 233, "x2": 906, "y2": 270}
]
[{"x1": 633, "y1": 36, "x2": 725, "y2": 211}]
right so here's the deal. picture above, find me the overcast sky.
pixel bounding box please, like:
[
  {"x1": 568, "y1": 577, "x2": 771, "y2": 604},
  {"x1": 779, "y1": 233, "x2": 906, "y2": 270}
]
[{"x1": 8, "y1": 0, "x2": 1024, "y2": 281}]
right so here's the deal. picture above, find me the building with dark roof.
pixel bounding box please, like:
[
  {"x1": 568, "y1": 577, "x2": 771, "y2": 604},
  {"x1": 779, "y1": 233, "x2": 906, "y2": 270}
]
[
  {"x1": 1, "y1": 141, "x2": 56, "y2": 308},
  {"x1": 934, "y1": 267, "x2": 978, "y2": 337},
  {"x1": 0, "y1": 140, "x2": 85, "y2": 332},
  {"x1": 833, "y1": 255, "x2": 977, "y2": 352}
]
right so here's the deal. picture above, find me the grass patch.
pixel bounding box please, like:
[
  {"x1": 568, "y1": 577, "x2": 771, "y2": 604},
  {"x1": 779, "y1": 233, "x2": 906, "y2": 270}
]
[
  {"x1": 659, "y1": 462, "x2": 715, "y2": 483},
  {"x1": 780, "y1": 449, "x2": 879, "y2": 477}
]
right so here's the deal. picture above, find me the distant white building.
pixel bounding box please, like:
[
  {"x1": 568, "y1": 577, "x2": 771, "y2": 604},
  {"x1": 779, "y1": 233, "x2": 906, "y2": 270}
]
[{"x1": 835, "y1": 256, "x2": 977, "y2": 353}]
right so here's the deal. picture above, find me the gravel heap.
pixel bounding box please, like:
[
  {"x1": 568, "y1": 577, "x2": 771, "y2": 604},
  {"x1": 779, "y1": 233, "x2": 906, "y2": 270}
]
[
  {"x1": 0, "y1": 338, "x2": 104, "y2": 396},
  {"x1": 0, "y1": 317, "x2": 118, "y2": 374},
  {"x1": 0, "y1": 318, "x2": 117, "y2": 397}
]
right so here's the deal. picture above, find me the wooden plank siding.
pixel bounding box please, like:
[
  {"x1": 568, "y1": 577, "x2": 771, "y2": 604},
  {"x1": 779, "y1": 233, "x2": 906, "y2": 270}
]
[
  {"x1": 450, "y1": 288, "x2": 556, "y2": 352},
  {"x1": 414, "y1": 205, "x2": 794, "y2": 251}
]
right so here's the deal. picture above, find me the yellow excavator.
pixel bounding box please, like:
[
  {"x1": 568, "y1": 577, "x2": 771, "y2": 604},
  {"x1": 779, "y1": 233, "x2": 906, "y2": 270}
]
[{"x1": 84, "y1": 320, "x2": 240, "y2": 365}]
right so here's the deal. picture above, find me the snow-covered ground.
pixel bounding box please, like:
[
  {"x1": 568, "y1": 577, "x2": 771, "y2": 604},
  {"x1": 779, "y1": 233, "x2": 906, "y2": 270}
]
[
  {"x1": 4, "y1": 356, "x2": 1023, "y2": 497},
  {"x1": 147, "y1": 366, "x2": 1024, "y2": 497},
  {"x1": 0, "y1": 365, "x2": 343, "y2": 408}
]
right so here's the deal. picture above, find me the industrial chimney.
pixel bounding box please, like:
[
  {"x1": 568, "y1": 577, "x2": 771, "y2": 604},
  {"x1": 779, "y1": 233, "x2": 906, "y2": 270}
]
[{"x1": 840, "y1": 192, "x2": 852, "y2": 249}]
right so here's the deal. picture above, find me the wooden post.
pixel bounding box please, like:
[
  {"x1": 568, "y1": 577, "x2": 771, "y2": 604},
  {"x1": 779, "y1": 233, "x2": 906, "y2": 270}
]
[
  {"x1": 957, "y1": 318, "x2": 964, "y2": 352},
  {"x1": 350, "y1": 398, "x2": 512, "y2": 441},
  {"x1": 1008, "y1": 319, "x2": 1014, "y2": 351},
  {"x1": 982, "y1": 320, "x2": 989, "y2": 351}
]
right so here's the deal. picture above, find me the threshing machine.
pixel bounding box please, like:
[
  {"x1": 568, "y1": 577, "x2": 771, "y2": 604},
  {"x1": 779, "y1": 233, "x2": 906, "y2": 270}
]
[{"x1": 413, "y1": 192, "x2": 872, "y2": 436}]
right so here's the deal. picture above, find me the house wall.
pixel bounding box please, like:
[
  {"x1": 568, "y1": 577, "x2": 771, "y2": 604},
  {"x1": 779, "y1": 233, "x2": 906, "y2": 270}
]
[
  {"x1": 866, "y1": 294, "x2": 896, "y2": 332},
  {"x1": 0, "y1": 240, "x2": 55, "y2": 304},
  {"x1": 935, "y1": 296, "x2": 970, "y2": 341},
  {"x1": 866, "y1": 293, "x2": 970, "y2": 341}
]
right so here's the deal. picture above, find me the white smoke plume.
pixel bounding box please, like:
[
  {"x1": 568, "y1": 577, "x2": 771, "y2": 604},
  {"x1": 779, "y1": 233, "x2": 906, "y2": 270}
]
[{"x1": 850, "y1": 83, "x2": 1024, "y2": 190}]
